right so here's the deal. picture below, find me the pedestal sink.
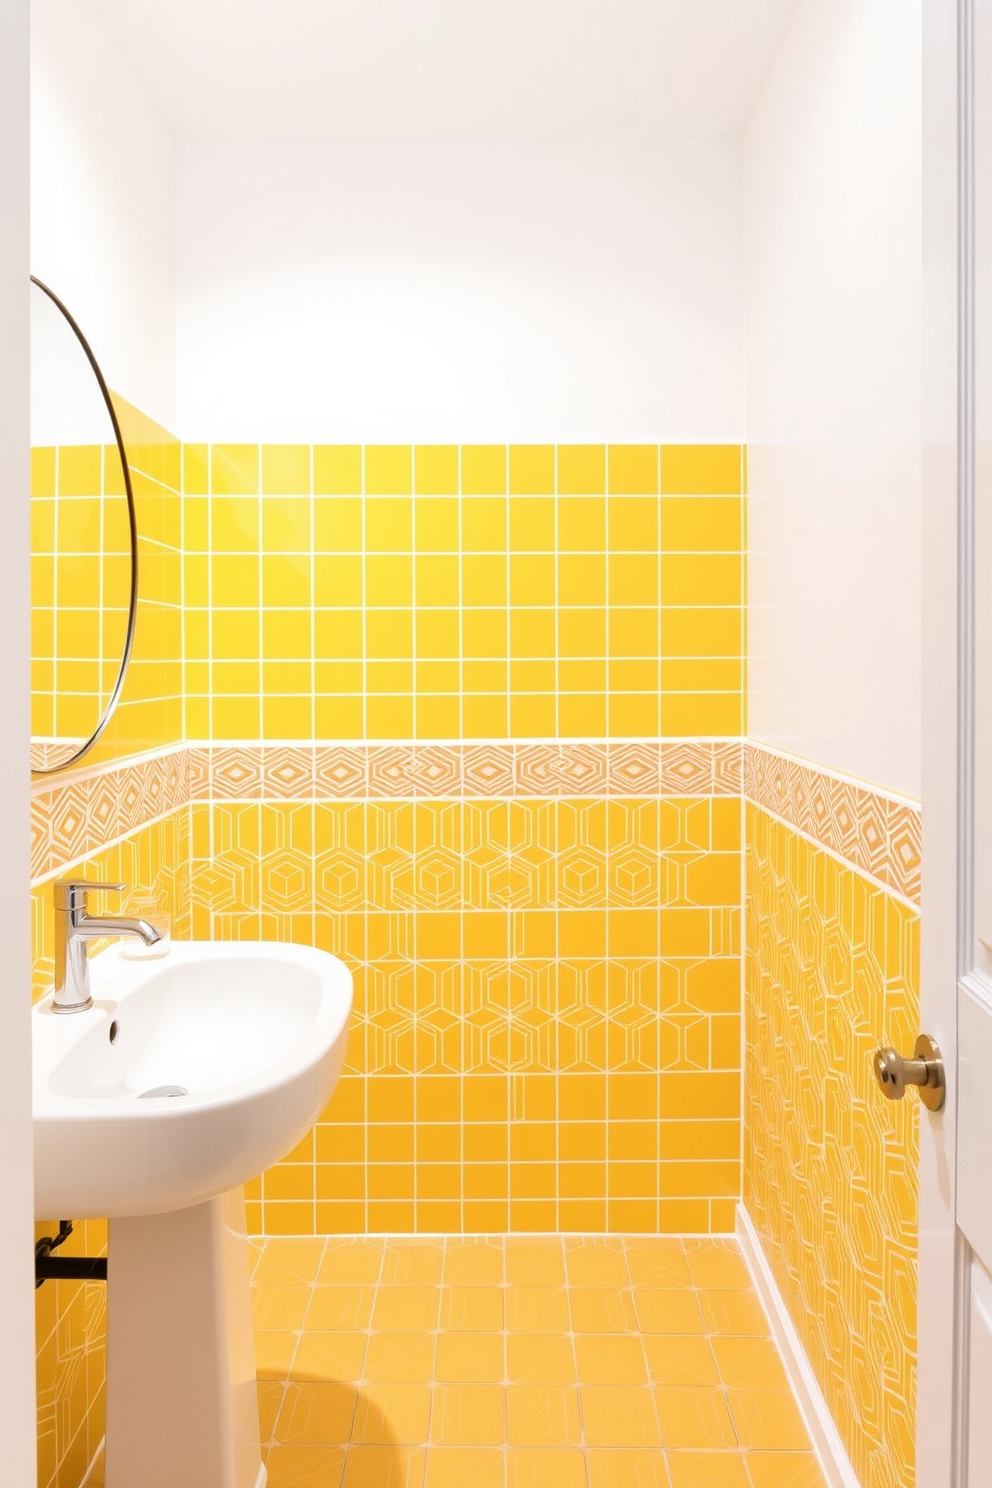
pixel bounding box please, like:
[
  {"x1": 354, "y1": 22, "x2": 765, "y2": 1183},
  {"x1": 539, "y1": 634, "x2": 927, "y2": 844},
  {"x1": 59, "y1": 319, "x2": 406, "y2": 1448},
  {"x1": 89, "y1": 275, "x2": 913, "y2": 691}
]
[{"x1": 33, "y1": 941, "x2": 352, "y2": 1488}]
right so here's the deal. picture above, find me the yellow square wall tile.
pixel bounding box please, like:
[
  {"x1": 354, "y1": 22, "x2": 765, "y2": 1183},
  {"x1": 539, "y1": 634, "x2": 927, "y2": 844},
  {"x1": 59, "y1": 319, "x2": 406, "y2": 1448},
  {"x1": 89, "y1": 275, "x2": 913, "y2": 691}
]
[
  {"x1": 365, "y1": 446, "x2": 412, "y2": 496},
  {"x1": 510, "y1": 496, "x2": 555, "y2": 551},
  {"x1": 366, "y1": 554, "x2": 413, "y2": 607},
  {"x1": 508, "y1": 1449, "x2": 587, "y2": 1488},
  {"x1": 314, "y1": 498, "x2": 362, "y2": 555},
  {"x1": 262, "y1": 496, "x2": 311, "y2": 552},
  {"x1": 661, "y1": 608, "x2": 743, "y2": 659},
  {"x1": 558, "y1": 445, "x2": 606, "y2": 495},
  {"x1": 510, "y1": 445, "x2": 555, "y2": 495},
  {"x1": 608, "y1": 496, "x2": 659, "y2": 551},
  {"x1": 661, "y1": 444, "x2": 742, "y2": 495},
  {"x1": 462, "y1": 445, "x2": 506, "y2": 495},
  {"x1": 661, "y1": 496, "x2": 742, "y2": 553},
  {"x1": 415, "y1": 555, "x2": 459, "y2": 605},
  {"x1": 32, "y1": 446, "x2": 56, "y2": 497},
  {"x1": 608, "y1": 445, "x2": 659, "y2": 495},
  {"x1": 414, "y1": 445, "x2": 459, "y2": 495},
  {"x1": 58, "y1": 444, "x2": 102, "y2": 496},
  {"x1": 212, "y1": 696, "x2": 261, "y2": 738},
  {"x1": 212, "y1": 495, "x2": 260, "y2": 552},
  {"x1": 415, "y1": 496, "x2": 460, "y2": 550},
  {"x1": 661, "y1": 552, "x2": 742, "y2": 606},
  {"x1": 314, "y1": 445, "x2": 362, "y2": 495},
  {"x1": 509, "y1": 554, "x2": 555, "y2": 606},
  {"x1": 366, "y1": 496, "x2": 413, "y2": 551},
  {"x1": 262, "y1": 445, "x2": 311, "y2": 495},
  {"x1": 212, "y1": 444, "x2": 259, "y2": 495},
  {"x1": 462, "y1": 501, "x2": 507, "y2": 554}
]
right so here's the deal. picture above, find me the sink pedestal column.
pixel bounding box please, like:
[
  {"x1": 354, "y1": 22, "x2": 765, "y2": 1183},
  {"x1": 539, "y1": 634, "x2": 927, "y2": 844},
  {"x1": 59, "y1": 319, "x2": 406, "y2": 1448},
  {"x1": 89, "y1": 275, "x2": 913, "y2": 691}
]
[{"x1": 106, "y1": 1188, "x2": 264, "y2": 1488}]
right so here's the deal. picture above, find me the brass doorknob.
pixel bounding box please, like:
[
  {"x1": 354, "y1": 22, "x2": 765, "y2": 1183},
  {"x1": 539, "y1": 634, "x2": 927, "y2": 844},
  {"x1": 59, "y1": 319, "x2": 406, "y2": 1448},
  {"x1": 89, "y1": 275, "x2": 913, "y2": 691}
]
[{"x1": 873, "y1": 1033, "x2": 945, "y2": 1112}]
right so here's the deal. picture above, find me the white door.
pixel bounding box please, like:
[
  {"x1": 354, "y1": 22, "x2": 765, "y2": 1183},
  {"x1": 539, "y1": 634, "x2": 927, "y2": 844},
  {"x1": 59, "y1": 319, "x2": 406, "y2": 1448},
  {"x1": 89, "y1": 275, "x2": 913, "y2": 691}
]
[{"x1": 920, "y1": 1, "x2": 992, "y2": 1482}]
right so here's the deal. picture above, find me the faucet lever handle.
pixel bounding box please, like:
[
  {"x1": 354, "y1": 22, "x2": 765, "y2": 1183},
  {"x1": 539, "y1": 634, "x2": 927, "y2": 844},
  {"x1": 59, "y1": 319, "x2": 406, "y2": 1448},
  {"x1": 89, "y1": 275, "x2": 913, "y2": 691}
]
[{"x1": 54, "y1": 879, "x2": 126, "y2": 910}]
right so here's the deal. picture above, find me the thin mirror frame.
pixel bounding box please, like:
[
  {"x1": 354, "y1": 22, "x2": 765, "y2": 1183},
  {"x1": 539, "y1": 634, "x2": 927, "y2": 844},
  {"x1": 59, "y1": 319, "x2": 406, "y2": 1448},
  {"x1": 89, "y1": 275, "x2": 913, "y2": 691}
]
[{"x1": 30, "y1": 276, "x2": 139, "y2": 775}]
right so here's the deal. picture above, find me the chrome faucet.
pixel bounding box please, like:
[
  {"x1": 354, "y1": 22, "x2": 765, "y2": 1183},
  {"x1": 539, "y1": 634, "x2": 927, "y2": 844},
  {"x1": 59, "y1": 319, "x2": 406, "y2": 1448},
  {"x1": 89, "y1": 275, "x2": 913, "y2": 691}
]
[{"x1": 53, "y1": 880, "x2": 163, "y2": 1013}]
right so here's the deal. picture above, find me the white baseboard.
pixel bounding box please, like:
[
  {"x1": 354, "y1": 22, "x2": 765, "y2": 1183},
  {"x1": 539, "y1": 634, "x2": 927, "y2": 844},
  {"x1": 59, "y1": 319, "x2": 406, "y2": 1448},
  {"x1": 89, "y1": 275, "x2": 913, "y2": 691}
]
[{"x1": 736, "y1": 1203, "x2": 862, "y2": 1488}]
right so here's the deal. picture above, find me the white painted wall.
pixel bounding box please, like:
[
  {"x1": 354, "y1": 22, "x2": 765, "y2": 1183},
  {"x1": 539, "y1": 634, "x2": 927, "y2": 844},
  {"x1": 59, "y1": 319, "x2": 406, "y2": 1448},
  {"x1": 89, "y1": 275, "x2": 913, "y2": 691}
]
[
  {"x1": 31, "y1": 0, "x2": 177, "y2": 429},
  {"x1": 744, "y1": 0, "x2": 923, "y2": 798},
  {"x1": 0, "y1": 1, "x2": 38, "y2": 1481},
  {"x1": 177, "y1": 136, "x2": 743, "y2": 443}
]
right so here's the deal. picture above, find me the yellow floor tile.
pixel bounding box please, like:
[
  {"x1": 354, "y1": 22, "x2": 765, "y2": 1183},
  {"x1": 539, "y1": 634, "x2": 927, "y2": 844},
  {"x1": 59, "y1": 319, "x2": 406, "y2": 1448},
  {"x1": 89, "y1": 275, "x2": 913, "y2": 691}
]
[
  {"x1": 667, "y1": 1450, "x2": 750, "y2": 1488},
  {"x1": 505, "y1": 1385, "x2": 582, "y2": 1446},
  {"x1": 372, "y1": 1286, "x2": 441, "y2": 1332},
  {"x1": 430, "y1": 1384, "x2": 505, "y2": 1446},
  {"x1": 684, "y1": 1241, "x2": 752, "y2": 1291},
  {"x1": 744, "y1": 1452, "x2": 828, "y2": 1488},
  {"x1": 505, "y1": 1287, "x2": 571, "y2": 1333},
  {"x1": 381, "y1": 1240, "x2": 446, "y2": 1285},
  {"x1": 580, "y1": 1385, "x2": 662, "y2": 1448},
  {"x1": 276, "y1": 1382, "x2": 358, "y2": 1445},
  {"x1": 258, "y1": 1381, "x2": 284, "y2": 1441},
  {"x1": 307, "y1": 1287, "x2": 375, "y2": 1331},
  {"x1": 563, "y1": 1238, "x2": 630, "y2": 1288},
  {"x1": 255, "y1": 1240, "x2": 328, "y2": 1286},
  {"x1": 351, "y1": 1383, "x2": 433, "y2": 1446},
  {"x1": 586, "y1": 1449, "x2": 670, "y2": 1488},
  {"x1": 505, "y1": 1333, "x2": 577, "y2": 1385},
  {"x1": 264, "y1": 1444, "x2": 347, "y2": 1488},
  {"x1": 443, "y1": 1239, "x2": 505, "y2": 1285},
  {"x1": 319, "y1": 1240, "x2": 386, "y2": 1286},
  {"x1": 632, "y1": 1288, "x2": 706, "y2": 1335},
  {"x1": 698, "y1": 1291, "x2": 769, "y2": 1337},
  {"x1": 654, "y1": 1387, "x2": 737, "y2": 1449},
  {"x1": 342, "y1": 1445, "x2": 427, "y2": 1487},
  {"x1": 255, "y1": 1331, "x2": 299, "y2": 1380},
  {"x1": 624, "y1": 1241, "x2": 692, "y2": 1288},
  {"x1": 642, "y1": 1336, "x2": 719, "y2": 1386},
  {"x1": 726, "y1": 1389, "x2": 810, "y2": 1451},
  {"x1": 569, "y1": 1287, "x2": 637, "y2": 1333},
  {"x1": 436, "y1": 1332, "x2": 505, "y2": 1384},
  {"x1": 506, "y1": 1448, "x2": 586, "y2": 1487},
  {"x1": 363, "y1": 1333, "x2": 436, "y2": 1383},
  {"x1": 710, "y1": 1338, "x2": 788, "y2": 1389},
  {"x1": 440, "y1": 1285, "x2": 504, "y2": 1332},
  {"x1": 504, "y1": 1239, "x2": 567, "y2": 1287},
  {"x1": 294, "y1": 1331, "x2": 369, "y2": 1384},
  {"x1": 423, "y1": 1447, "x2": 504, "y2": 1487},
  {"x1": 574, "y1": 1334, "x2": 648, "y2": 1385},
  {"x1": 253, "y1": 1285, "x2": 312, "y2": 1332}
]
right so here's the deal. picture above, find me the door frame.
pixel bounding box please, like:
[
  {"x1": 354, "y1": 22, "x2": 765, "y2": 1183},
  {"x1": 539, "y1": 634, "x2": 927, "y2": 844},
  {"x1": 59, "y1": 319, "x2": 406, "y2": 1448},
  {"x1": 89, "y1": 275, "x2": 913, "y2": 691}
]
[
  {"x1": 0, "y1": 1, "x2": 37, "y2": 1483},
  {"x1": 920, "y1": 0, "x2": 976, "y2": 1481}
]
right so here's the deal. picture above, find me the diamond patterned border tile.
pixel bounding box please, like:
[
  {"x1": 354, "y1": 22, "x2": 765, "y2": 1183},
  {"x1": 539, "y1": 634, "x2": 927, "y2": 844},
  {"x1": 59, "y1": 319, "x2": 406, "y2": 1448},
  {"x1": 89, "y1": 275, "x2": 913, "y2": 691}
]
[{"x1": 743, "y1": 742, "x2": 921, "y2": 906}]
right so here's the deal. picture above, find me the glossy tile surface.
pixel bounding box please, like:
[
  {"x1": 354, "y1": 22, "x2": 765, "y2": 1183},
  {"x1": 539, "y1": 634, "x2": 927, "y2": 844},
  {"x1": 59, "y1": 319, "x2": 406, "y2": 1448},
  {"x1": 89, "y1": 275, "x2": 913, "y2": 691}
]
[{"x1": 244, "y1": 1235, "x2": 828, "y2": 1487}]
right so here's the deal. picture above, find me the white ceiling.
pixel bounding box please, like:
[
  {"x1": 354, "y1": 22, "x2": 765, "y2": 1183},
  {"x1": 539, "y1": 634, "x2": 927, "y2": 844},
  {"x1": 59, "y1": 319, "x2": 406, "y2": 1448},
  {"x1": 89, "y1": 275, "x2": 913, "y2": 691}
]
[{"x1": 92, "y1": 0, "x2": 800, "y2": 138}]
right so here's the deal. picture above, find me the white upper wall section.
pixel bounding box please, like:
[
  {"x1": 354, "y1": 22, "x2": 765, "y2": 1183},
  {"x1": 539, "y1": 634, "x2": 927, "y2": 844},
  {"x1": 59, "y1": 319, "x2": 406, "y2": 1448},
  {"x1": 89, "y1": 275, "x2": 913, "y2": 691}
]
[
  {"x1": 95, "y1": 0, "x2": 799, "y2": 139},
  {"x1": 31, "y1": 0, "x2": 177, "y2": 428},
  {"x1": 177, "y1": 136, "x2": 744, "y2": 443},
  {"x1": 744, "y1": 0, "x2": 923, "y2": 798}
]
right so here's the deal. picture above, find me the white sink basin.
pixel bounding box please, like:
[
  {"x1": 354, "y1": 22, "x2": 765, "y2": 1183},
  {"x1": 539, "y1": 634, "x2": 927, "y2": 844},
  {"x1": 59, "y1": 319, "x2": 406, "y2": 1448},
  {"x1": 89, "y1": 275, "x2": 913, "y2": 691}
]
[{"x1": 33, "y1": 940, "x2": 352, "y2": 1219}]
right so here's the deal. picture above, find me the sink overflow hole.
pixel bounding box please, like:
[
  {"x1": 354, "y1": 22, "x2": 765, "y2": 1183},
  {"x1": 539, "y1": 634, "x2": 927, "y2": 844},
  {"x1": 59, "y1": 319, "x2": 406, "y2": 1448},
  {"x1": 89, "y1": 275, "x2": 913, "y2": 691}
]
[
  {"x1": 108, "y1": 1020, "x2": 119, "y2": 1045},
  {"x1": 138, "y1": 1085, "x2": 189, "y2": 1099}
]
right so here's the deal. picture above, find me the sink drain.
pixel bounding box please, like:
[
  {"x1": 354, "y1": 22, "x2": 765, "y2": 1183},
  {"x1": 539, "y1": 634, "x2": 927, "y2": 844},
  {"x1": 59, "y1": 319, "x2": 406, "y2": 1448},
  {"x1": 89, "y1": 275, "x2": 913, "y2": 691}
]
[{"x1": 137, "y1": 1085, "x2": 189, "y2": 1099}]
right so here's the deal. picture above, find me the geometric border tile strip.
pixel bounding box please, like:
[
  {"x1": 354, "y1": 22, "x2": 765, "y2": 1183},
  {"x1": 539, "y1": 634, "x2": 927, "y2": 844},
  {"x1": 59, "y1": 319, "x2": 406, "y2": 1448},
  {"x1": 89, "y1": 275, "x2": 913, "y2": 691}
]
[
  {"x1": 31, "y1": 739, "x2": 742, "y2": 886},
  {"x1": 30, "y1": 744, "x2": 190, "y2": 886},
  {"x1": 192, "y1": 740, "x2": 744, "y2": 803},
  {"x1": 743, "y1": 741, "x2": 921, "y2": 907}
]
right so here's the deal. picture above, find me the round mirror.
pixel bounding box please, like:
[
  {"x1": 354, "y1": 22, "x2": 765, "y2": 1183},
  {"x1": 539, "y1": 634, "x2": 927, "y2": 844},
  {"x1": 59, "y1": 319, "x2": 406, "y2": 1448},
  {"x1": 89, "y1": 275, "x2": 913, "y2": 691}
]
[{"x1": 30, "y1": 277, "x2": 138, "y2": 774}]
